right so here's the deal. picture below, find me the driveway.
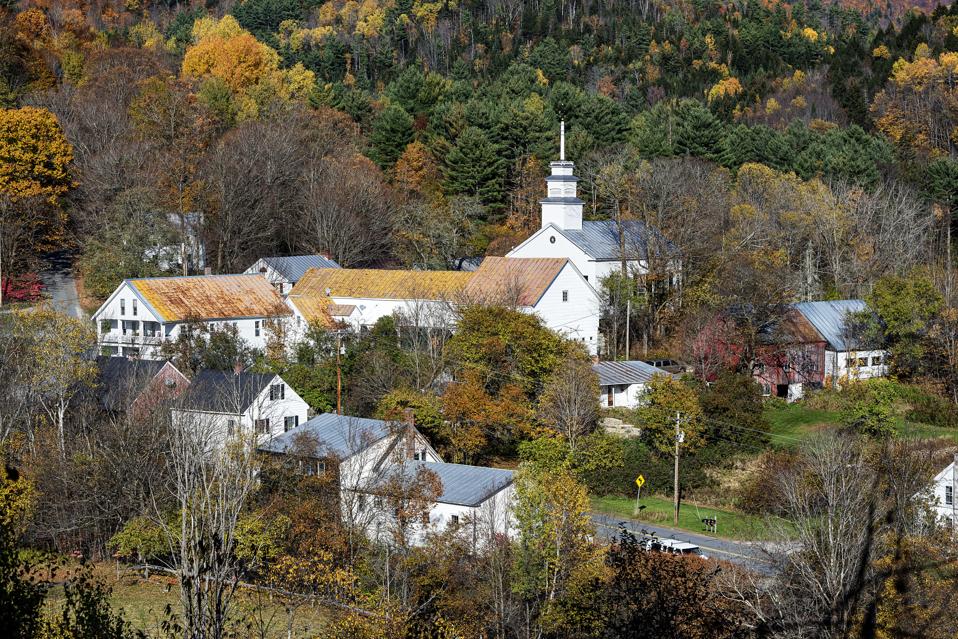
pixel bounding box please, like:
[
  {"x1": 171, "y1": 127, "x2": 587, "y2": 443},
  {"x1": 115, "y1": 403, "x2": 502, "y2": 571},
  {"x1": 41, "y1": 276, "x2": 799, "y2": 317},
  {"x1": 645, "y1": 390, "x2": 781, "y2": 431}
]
[
  {"x1": 39, "y1": 252, "x2": 85, "y2": 319},
  {"x1": 590, "y1": 512, "x2": 774, "y2": 572}
]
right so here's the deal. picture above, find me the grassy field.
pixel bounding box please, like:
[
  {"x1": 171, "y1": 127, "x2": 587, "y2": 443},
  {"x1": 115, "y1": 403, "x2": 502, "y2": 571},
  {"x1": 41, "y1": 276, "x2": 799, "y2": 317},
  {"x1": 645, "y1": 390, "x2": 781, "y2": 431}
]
[
  {"x1": 44, "y1": 563, "x2": 337, "y2": 638},
  {"x1": 591, "y1": 494, "x2": 780, "y2": 541},
  {"x1": 764, "y1": 402, "x2": 958, "y2": 447}
]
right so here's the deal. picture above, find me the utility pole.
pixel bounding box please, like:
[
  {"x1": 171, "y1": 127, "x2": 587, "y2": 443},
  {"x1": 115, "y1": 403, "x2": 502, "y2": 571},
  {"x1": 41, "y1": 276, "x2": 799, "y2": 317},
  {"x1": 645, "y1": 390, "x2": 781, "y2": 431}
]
[
  {"x1": 336, "y1": 332, "x2": 343, "y2": 416},
  {"x1": 674, "y1": 411, "x2": 683, "y2": 526},
  {"x1": 625, "y1": 298, "x2": 631, "y2": 359}
]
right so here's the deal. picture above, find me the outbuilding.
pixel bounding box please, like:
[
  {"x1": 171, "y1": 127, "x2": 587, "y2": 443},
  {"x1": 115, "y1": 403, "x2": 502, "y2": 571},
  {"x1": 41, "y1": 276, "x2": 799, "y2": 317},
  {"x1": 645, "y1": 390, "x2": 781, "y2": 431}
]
[{"x1": 592, "y1": 360, "x2": 673, "y2": 409}]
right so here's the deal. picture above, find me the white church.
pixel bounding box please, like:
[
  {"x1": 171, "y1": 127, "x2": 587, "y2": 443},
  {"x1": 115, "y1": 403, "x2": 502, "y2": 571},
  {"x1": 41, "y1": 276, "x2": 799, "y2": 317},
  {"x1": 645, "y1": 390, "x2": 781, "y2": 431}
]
[{"x1": 507, "y1": 122, "x2": 679, "y2": 285}]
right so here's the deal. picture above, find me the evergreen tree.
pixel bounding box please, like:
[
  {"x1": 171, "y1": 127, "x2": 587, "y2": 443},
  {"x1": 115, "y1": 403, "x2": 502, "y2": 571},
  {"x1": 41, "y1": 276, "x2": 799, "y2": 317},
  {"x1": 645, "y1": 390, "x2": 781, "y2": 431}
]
[
  {"x1": 673, "y1": 99, "x2": 724, "y2": 160},
  {"x1": 369, "y1": 104, "x2": 414, "y2": 169},
  {"x1": 579, "y1": 93, "x2": 629, "y2": 147},
  {"x1": 629, "y1": 102, "x2": 677, "y2": 158},
  {"x1": 443, "y1": 126, "x2": 507, "y2": 214}
]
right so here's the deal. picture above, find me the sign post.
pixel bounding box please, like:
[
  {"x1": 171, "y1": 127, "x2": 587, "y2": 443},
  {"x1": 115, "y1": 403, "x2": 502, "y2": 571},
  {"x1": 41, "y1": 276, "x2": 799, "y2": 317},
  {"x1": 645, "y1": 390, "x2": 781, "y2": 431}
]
[{"x1": 634, "y1": 475, "x2": 645, "y2": 516}]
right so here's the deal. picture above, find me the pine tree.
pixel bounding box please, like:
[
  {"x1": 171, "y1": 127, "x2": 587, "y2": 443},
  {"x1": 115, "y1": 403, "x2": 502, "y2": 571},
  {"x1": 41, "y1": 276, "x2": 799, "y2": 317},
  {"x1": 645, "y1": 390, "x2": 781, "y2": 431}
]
[
  {"x1": 443, "y1": 126, "x2": 507, "y2": 215},
  {"x1": 579, "y1": 93, "x2": 629, "y2": 147},
  {"x1": 673, "y1": 99, "x2": 724, "y2": 161},
  {"x1": 369, "y1": 104, "x2": 414, "y2": 169}
]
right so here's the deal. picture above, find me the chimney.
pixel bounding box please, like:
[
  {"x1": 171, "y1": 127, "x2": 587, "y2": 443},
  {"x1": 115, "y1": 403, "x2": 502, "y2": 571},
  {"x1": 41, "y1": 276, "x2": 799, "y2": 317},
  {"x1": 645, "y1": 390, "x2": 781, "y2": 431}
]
[
  {"x1": 401, "y1": 408, "x2": 415, "y2": 427},
  {"x1": 204, "y1": 266, "x2": 212, "y2": 276}
]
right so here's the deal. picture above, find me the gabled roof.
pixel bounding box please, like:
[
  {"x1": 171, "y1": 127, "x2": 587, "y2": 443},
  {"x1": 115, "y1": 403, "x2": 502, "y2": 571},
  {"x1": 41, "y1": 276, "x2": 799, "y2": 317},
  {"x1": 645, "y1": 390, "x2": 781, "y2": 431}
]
[
  {"x1": 258, "y1": 413, "x2": 393, "y2": 460},
  {"x1": 255, "y1": 255, "x2": 341, "y2": 282},
  {"x1": 178, "y1": 370, "x2": 277, "y2": 413},
  {"x1": 462, "y1": 256, "x2": 568, "y2": 307},
  {"x1": 558, "y1": 220, "x2": 678, "y2": 262},
  {"x1": 593, "y1": 360, "x2": 671, "y2": 386},
  {"x1": 757, "y1": 308, "x2": 824, "y2": 346},
  {"x1": 127, "y1": 274, "x2": 291, "y2": 322},
  {"x1": 95, "y1": 356, "x2": 169, "y2": 411},
  {"x1": 794, "y1": 299, "x2": 873, "y2": 351},
  {"x1": 401, "y1": 461, "x2": 514, "y2": 507},
  {"x1": 289, "y1": 267, "x2": 472, "y2": 307}
]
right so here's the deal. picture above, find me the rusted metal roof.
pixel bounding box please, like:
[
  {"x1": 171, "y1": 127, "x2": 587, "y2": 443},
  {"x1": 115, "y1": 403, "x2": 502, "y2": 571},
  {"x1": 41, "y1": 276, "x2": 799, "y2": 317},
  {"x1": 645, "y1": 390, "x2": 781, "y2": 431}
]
[
  {"x1": 129, "y1": 274, "x2": 291, "y2": 323},
  {"x1": 290, "y1": 267, "x2": 472, "y2": 305},
  {"x1": 759, "y1": 308, "x2": 825, "y2": 345},
  {"x1": 462, "y1": 256, "x2": 567, "y2": 307}
]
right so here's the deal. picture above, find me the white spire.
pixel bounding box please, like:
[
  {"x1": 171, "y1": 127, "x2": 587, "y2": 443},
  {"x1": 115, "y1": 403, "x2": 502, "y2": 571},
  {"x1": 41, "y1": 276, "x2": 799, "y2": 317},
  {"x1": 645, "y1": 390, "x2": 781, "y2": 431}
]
[
  {"x1": 541, "y1": 120, "x2": 582, "y2": 231},
  {"x1": 560, "y1": 120, "x2": 565, "y2": 161}
]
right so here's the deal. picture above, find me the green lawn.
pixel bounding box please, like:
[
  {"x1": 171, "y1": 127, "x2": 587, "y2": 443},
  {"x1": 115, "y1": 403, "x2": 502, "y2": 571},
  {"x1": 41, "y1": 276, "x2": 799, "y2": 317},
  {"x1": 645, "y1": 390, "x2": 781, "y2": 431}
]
[
  {"x1": 591, "y1": 494, "x2": 781, "y2": 541},
  {"x1": 764, "y1": 403, "x2": 840, "y2": 447},
  {"x1": 764, "y1": 402, "x2": 958, "y2": 446},
  {"x1": 44, "y1": 564, "x2": 337, "y2": 638}
]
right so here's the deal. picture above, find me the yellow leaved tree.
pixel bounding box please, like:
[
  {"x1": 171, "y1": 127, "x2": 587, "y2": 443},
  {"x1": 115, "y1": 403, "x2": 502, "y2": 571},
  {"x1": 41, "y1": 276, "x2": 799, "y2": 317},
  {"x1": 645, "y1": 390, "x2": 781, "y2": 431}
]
[
  {"x1": 872, "y1": 46, "x2": 958, "y2": 157},
  {"x1": 181, "y1": 15, "x2": 315, "y2": 120}
]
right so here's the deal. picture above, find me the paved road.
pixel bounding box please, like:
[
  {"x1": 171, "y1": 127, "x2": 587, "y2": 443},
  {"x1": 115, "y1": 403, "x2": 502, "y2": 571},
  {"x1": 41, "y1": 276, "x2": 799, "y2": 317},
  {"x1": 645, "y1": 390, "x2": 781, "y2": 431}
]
[
  {"x1": 39, "y1": 252, "x2": 84, "y2": 319},
  {"x1": 591, "y1": 512, "x2": 773, "y2": 571}
]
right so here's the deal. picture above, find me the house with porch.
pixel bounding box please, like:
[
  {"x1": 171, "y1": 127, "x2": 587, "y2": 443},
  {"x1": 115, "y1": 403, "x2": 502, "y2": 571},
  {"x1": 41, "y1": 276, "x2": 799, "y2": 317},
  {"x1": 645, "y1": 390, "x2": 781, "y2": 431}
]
[{"x1": 93, "y1": 274, "x2": 291, "y2": 359}]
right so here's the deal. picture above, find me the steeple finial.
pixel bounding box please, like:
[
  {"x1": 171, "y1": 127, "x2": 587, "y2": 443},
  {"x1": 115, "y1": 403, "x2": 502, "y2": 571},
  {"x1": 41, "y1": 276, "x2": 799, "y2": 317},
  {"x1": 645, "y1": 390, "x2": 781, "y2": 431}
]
[{"x1": 560, "y1": 120, "x2": 565, "y2": 161}]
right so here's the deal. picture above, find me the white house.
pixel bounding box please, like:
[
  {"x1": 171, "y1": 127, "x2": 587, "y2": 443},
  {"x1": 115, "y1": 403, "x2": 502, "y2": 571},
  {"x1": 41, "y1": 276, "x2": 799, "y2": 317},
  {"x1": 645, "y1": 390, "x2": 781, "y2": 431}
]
[
  {"x1": 372, "y1": 461, "x2": 515, "y2": 548},
  {"x1": 462, "y1": 256, "x2": 600, "y2": 353},
  {"x1": 92, "y1": 274, "x2": 292, "y2": 359},
  {"x1": 172, "y1": 370, "x2": 309, "y2": 443},
  {"x1": 286, "y1": 268, "x2": 470, "y2": 332},
  {"x1": 246, "y1": 254, "x2": 341, "y2": 297},
  {"x1": 593, "y1": 360, "x2": 673, "y2": 409},
  {"x1": 925, "y1": 457, "x2": 958, "y2": 526},
  {"x1": 506, "y1": 122, "x2": 678, "y2": 286},
  {"x1": 258, "y1": 412, "x2": 515, "y2": 547},
  {"x1": 793, "y1": 300, "x2": 887, "y2": 384}
]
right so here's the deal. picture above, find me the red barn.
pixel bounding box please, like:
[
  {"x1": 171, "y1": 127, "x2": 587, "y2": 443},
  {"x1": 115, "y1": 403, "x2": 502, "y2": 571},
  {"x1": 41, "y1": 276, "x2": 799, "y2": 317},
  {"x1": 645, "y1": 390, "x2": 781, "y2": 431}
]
[{"x1": 693, "y1": 308, "x2": 826, "y2": 401}]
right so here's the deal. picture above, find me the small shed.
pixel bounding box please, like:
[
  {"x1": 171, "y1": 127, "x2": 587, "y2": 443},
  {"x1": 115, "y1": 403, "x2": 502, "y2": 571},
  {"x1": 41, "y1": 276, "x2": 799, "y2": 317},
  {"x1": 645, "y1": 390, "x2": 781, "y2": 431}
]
[{"x1": 593, "y1": 360, "x2": 672, "y2": 409}]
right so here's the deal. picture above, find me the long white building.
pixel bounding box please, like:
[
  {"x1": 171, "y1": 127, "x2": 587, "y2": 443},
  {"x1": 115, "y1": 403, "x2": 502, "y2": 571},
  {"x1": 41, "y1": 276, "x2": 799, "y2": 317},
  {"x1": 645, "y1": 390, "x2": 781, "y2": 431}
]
[
  {"x1": 286, "y1": 255, "x2": 600, "y2": 353},
  {"x1": 92, "y1": 274, "x2": 292, "y2": 359}
]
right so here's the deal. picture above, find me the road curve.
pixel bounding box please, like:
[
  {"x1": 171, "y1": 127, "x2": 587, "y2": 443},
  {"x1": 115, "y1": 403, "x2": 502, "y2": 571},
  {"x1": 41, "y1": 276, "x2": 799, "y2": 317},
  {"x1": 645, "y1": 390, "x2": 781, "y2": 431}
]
[{"x1": 590, "y1": 512, "x2": 773, "y2": 572}]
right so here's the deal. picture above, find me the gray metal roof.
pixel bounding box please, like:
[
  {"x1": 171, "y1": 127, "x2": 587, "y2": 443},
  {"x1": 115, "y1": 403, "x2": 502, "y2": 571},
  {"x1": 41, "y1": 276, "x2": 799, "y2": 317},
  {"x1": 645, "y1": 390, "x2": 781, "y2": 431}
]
[
  {"x1": 593, "y1": 360, "x2": 670, "y2": 386},
  {"x1": 411, "y1": 462, "x2": 514, "y2": 507},
  {"x1": 793, "y1": 299, "x2": 873, "y2": 351},
  {"x1": 258, "y1": 413, "x2": 392, "y2": 459},
  {"x1": 260, "y1": 255, "x2": 341, "y2": 282},
  {"x1": 179, "y1": 370, "x2": 276, "y2": 413},
  {"x1": 559, "y1": 220, "x2": 678, "y2": 261}
]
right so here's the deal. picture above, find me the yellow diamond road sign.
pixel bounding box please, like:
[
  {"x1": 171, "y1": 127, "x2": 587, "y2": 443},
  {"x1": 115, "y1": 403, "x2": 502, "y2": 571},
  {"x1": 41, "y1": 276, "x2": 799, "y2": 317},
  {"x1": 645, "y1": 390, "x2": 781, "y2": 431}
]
[{"x1": 635, "y1": 475, "x2": 645, "y2": 488}]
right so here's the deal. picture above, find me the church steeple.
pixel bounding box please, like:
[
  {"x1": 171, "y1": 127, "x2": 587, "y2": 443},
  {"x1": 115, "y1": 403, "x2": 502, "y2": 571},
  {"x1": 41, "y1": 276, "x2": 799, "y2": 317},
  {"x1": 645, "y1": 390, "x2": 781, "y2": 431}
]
[{"x1": 541, "y1": 121, "x2": 583, "y2": 230}]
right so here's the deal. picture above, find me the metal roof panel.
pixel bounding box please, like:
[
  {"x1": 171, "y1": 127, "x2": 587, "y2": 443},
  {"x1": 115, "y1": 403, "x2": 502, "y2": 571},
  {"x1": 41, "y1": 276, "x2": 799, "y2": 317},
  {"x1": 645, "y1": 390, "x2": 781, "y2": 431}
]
[
  {"x1": 592, "y1": 360, "x2": 670, "y2": 386},
  {"x1": 129, "y1": 274, "x2": 291, "y2": 323},
  {"x1": 794, "y1": 299, "x2": 871, "y2": 351}
]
